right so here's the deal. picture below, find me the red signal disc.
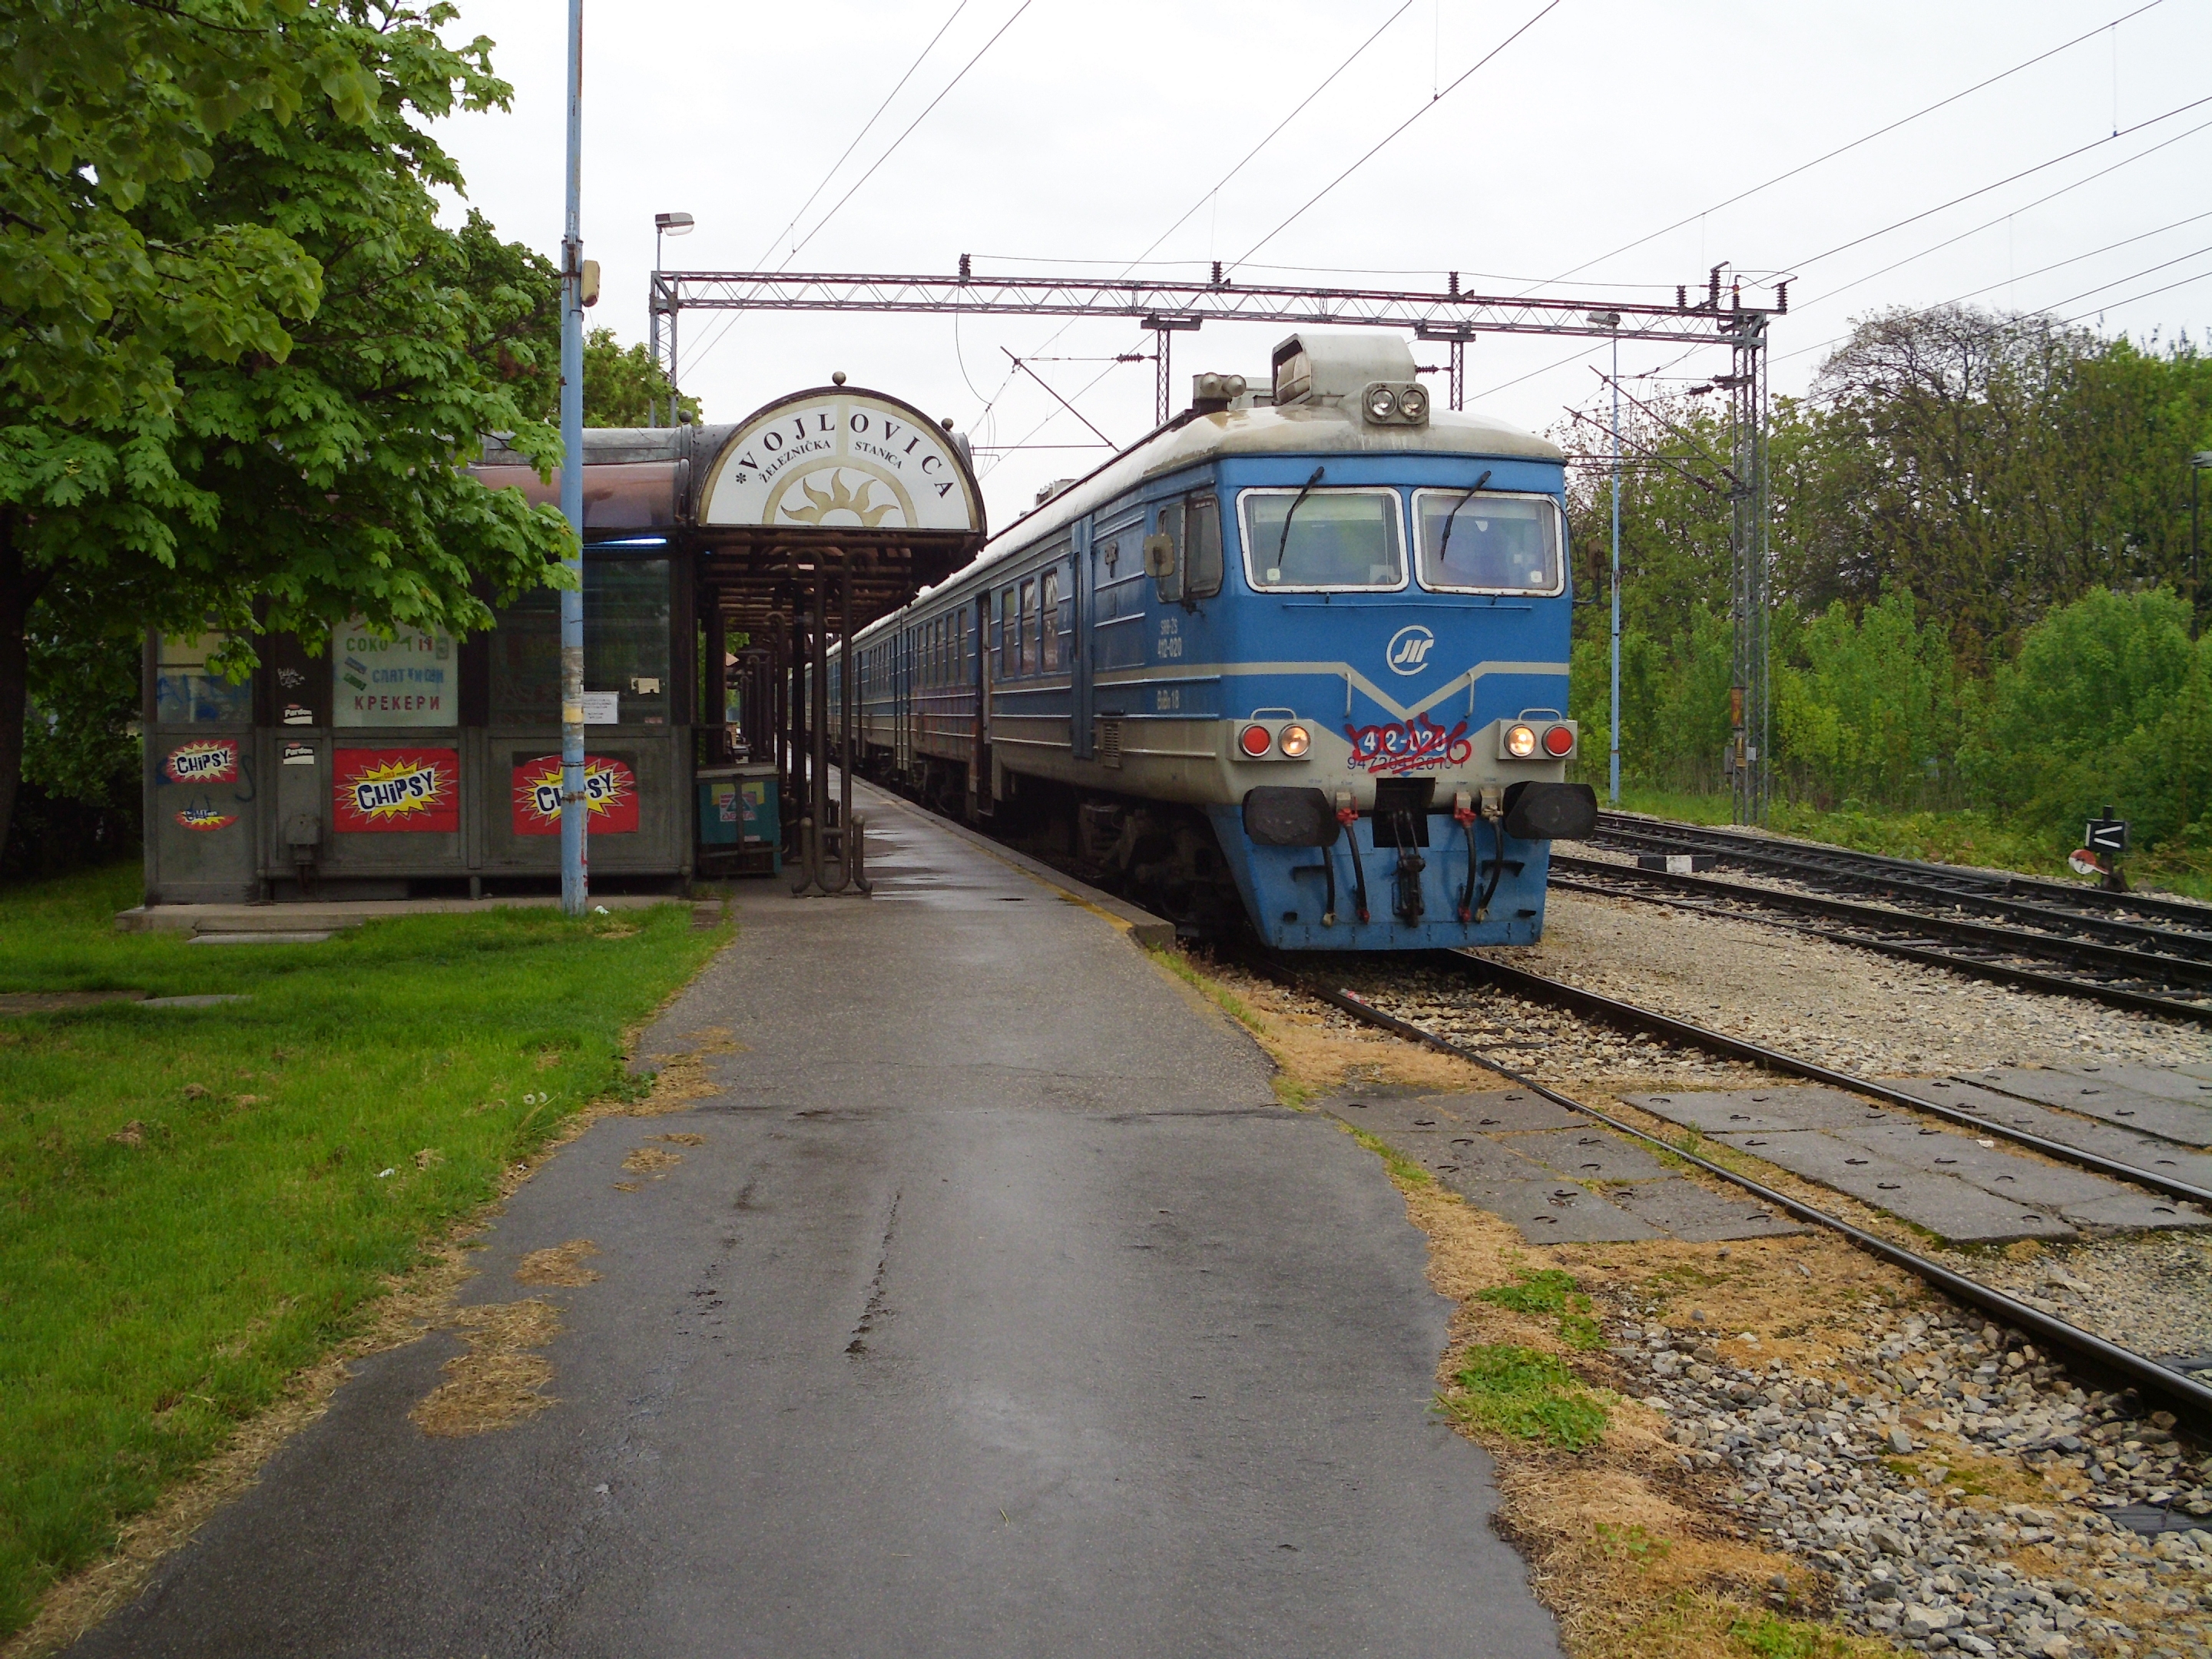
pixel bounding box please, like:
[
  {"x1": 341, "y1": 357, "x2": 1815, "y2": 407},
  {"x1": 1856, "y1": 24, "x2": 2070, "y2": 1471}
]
[
  {"x1": 1542, "y1": 724, "x2": 1576, "y2": 757},
  {"x1": 1239, "y1": 724, "x2": 1273, "y2": 757}
]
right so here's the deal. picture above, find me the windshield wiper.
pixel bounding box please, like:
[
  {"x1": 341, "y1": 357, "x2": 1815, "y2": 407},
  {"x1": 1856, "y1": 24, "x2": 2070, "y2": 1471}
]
[
  {"x1": 1430, "y1": 468, "x2": 1493, "y2": 568},
  {"x1": 1274, "y1": 465, "x2": 1326, "y2": 568}
]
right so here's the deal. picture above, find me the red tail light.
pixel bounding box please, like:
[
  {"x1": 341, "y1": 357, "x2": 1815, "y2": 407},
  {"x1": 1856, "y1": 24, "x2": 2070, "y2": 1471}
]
[
  {"x1": 1238, "y1": 724, "x2": 1273, "y2": 757},
  {"x1": 1542, "y1": 724, "x2": 1576, "y2": 757}
]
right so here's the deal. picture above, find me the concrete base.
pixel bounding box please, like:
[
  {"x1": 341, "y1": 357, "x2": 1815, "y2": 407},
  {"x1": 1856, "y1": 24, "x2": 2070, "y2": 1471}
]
[{"x1": 116, "y1": 892, "x2": 690, "y2": 937}]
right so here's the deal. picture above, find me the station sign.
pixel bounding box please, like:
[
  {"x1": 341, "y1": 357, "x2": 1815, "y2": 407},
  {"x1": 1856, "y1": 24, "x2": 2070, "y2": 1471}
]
[
  {"x1": 332, "y1": 747, "x2": 459, "y2": 833},
  {"x1": 698, "y1": 386, "x2": 983, "y2": 534}
]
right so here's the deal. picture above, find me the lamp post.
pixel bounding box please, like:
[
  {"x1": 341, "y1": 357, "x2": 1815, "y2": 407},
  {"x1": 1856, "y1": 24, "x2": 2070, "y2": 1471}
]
[
  {"x1": 651, "y1": 211, "x2": 694, "y2": 429},
  {"x1": 558, "y1": 0, "x2": 588, "y2": 917},
  {"x1": 2193, "y1": 450, "x2": 2212, "y2": 622},
  {"x1": 1588, "y1": 311, "x2": 1623, "y2": 805}
]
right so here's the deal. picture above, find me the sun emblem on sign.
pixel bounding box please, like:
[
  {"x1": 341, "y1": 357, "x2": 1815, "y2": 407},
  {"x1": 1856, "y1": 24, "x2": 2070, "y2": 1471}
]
[{"x1": 782, "y1": 469, "x2": 898, "y2": 528}]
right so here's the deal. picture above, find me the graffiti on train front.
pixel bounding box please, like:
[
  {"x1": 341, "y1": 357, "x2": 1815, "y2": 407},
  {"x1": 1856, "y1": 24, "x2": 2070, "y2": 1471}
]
[{"x1": 1343, "y1": 714, "x2": 1474, "y2": 775}]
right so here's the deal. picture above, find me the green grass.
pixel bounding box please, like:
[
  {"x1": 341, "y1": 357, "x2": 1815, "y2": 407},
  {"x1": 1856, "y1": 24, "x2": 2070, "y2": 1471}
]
[
  {"x1": 0, "y1": 863, "x2": 723, "y2": 1637},
  {"x1": 1609, "y1": 787, "x2": 2212, "y2": 902},
  {"x1": 1476, "y1": 1267, "x2": 1608, "y2": 1350},
  {"x1": 1445, "y1": 1343, "x2": 1610, "y2": 1450}
]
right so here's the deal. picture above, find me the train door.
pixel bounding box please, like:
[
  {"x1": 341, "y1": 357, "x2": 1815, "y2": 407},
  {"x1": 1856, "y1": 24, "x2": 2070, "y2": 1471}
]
[
  {"x1": 971, "y1": 592, "x2": 993, "y2": 814},
  {"x1": 1070, "y1": 518, "x2": 1094, "y2": 759}
]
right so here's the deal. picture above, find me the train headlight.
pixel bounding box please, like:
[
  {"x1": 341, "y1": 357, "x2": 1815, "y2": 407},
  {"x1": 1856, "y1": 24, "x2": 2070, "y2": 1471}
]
[
  {"x1": 1238, "y1": 724, "x2": 1274, "y2": 758},
  {"x1": 1542, "y1": 724, "x2": 1576, "y2": 757},
  {"x1": 1364, "y1": 385, "x2": 1398, "y2": 422},
  {"x1": 1279, "y1": 723, "x2": 1311, "y2": 758},
  {"x1": 1398, "y1": 385, "x2": 1429, "y2": 422},
  {"x1": 1504, "y1": 722, "x2": 1538, "y2": 759}
]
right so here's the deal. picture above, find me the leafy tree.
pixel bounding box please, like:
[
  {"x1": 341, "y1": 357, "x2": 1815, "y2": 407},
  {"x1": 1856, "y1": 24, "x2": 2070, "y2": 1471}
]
[
  {"x1": 583, "y1": 326, "x2": 699, "y2": 426},
  {"x1": 0, "y1": 0, "x2": 572, "y2": 864}
]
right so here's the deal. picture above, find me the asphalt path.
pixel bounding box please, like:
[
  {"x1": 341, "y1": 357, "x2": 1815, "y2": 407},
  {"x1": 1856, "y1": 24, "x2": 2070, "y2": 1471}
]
[{"x1": 72, "y1": 784, "x2": 1563, "y2": 1657}]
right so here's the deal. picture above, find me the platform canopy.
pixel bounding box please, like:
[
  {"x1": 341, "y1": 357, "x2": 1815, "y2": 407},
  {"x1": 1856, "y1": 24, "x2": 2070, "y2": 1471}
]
[{"x1": 693, "y1": 384, "x2": 986, "y2": 639}]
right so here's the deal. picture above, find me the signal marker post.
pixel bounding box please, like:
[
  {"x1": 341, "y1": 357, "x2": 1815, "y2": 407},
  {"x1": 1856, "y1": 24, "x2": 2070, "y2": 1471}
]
[{"x1": 558, "y1": 0, "x2": 588, "y2": 917}]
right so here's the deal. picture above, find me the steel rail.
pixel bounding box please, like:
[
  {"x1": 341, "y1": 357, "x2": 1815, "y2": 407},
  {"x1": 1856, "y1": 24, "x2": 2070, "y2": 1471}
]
[
  {"x1": 1233, "y1": 949, "x2": 2212, "y2": 1426},
  {"x1": 1558, "y1": 853, "x2": 2212, "y2": 984},
  {"x1": 1583, "y1": 841, "x2": 2212, "y2": 963},
  {"x1": 1435, "y1": 949, "x2": 2212, "y2": 1207},
  {"x1": 1549, "y1": 859, "x2": 2212, "y2": 1026},
  {"x1": 1594, "y1": 811, "x2": 2212, "y2": 937}
]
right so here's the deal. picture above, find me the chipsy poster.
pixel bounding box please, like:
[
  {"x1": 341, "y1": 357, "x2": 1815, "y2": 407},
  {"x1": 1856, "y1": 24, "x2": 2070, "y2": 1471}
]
[
  {"x1": 163, "y1": 738, "x2": 238, "y2": 786},
  {"x1": 163, "y1": 739, "x2": 241, "y2": 830},
  {"x1": 511, "y1": 754, "x2": 639, "y2": 835},
  {"x1": 332, "y1": 747, "x2": 459, "y2": 833}
]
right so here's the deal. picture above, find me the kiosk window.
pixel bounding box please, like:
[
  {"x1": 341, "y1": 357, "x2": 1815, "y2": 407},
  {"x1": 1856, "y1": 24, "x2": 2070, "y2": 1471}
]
[
  {"x1": 154, "y1": 632, "x2": 252, "y2": 725},
  {"x1": 331, "y1": 618, "x2": 456, "y2": 727},
  {"x1": 489, "y1": 558, "x2": 671, "y2": 725}
]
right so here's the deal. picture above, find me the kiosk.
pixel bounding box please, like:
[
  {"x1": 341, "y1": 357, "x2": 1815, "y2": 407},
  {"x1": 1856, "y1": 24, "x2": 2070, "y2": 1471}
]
[{"x1": 141, "y1": 388, "x2": 985, "y2": 904}]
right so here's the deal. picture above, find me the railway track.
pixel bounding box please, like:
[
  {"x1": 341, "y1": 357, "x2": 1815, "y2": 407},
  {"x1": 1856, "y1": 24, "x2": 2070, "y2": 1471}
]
[
  {"x1": 1592, "y1": 810, "x2": 2212, "y2": 940},
  {"x1": 1554, "y1": 814, "x2": 2212, "y2": 1025},
  {"x1": 1237, "y1": 944, "x2": 2212, "y2": 1426}
]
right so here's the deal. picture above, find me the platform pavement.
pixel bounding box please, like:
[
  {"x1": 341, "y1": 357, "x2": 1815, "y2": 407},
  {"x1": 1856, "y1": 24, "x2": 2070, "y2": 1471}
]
[{"x1": 68, "y1": 777, "x2": 1565, "y2": 1658}]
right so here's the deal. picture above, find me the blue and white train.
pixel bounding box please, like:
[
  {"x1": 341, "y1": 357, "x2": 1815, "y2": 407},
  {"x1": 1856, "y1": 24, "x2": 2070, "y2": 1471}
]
[{"x1": 831, "y1": 330, "x2": 1596, "y2": 949}]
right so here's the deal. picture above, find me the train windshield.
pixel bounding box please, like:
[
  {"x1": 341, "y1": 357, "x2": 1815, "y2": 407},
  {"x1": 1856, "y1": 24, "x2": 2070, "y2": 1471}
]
[
  {"x1": 1414, "y1": 491, "x2": 1562, "y2": 594},
  {"x1": 1239, "y1": 488, "x2": 1405, "y2": 591}
]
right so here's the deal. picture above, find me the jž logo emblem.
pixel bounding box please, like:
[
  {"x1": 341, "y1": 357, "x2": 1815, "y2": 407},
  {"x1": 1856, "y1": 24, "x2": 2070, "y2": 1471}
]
[{"x1": 1386, "y1": 624, "x2": 1435, "y2": 676}]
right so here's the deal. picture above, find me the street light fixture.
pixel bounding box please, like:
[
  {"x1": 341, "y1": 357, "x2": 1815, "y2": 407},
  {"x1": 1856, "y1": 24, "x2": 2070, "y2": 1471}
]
[
  {"x1": 651, "y1": 213, "x2": 695, "y2": 428},
  {"x1": 1586, "y1": 312, "x2": 1624, "y2": 806}
]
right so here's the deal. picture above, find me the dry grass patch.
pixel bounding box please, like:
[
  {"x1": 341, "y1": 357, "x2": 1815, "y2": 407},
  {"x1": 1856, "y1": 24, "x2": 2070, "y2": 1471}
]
[
  {"x1": 513, "y1": 1239, "x2": 601, "y2": 1287},
  {"x1": 408, "y1": 1298, "x2": 562, "y2": 1438},
  {"x1": 621, "y1": 1144, "x2": 682, "y2": 1174}
]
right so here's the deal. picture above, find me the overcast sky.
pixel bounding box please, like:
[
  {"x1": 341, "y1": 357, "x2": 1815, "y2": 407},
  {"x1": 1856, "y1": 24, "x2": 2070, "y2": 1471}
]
[{"x1": 432, "y1": 0, "x2": 2210, "y2": 527}]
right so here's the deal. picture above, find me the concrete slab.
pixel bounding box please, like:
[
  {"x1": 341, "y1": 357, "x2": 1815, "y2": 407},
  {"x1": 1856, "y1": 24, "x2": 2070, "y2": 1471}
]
[
  {"x1": 186, "y1": 930, "x2": 333, "y2": 945},
  {"x1": 1715, "y1": 1130, "x2": 2076, "y2": 1243},
  {"x1": 2057, "y1": 1062, "x2": 2212, "y2": 1108},
  {"x1": 1828, "y1": 1118, "x2": 2123, "y2": 1207},
  {"x1": 1452, "y1": 1179, "x2": 1666, "y2": 1243},
  {"x1": 1621, "y1": 1087, "x2": 1892, "y2": 1134},
  {"x1": 1965, "y1": 1068, "x2": 2212, "y2": 1148},
  {"x1": 1893, "y1": 1078, "x2": 2212, "y2": 1190},
  {"x1": 1505, "y1": 1128, "x2": 1672, "y2": 1183},
  {"x1": 2059, "y1": 1193, "x2": 2212, "y2": 1231},
  {"x1": 1608, "y1": 1178, "x2": 1805, "y2": 1241},
  {"x1": 1419, "y1": 1091, "x2": 1591, "y2": 1132},
  {"x1": 1424, "y1": 1137, "x2": 1560, "y2": 1185},
  {"x1": 69, "y1": 774, "x2": 1564, "y2": 1659}
]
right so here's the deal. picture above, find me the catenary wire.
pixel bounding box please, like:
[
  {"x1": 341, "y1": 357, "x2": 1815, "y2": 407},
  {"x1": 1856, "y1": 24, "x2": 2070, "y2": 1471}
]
[
  {"x1": 1541, "y1": 0, "x2": 2164, "y2": 287},
  {"x1": 685, "y1": 0, "x2": 1035, "y2": 377},
  {"x1": 750, "y1": 0, "x2": 971, "y2": 270},
  {"x1": 1781, "y1": 91, "x2": 2212, "y2": 273},
  {"x1": 1789, "y1": 113, "x2": 2212, "y2": 313},
  {"x1": 1228, "y1": 0, "x2": 1564, "y2": 273}
]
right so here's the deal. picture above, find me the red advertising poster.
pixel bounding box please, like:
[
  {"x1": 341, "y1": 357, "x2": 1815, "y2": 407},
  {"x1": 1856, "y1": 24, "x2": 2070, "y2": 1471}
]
[
  {"x1": 332, "y1": 747, "x2": 460, "y2": 833},
  {"x1": 162, "y1": 738, "x2": 238, "y2": 786},
  {"x1": 511, "y1": 754, "x2": 640, "y2": 835}
]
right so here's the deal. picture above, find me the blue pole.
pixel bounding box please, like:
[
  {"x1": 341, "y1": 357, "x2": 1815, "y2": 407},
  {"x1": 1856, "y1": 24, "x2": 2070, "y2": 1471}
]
[
  {"x1": 558, "y1": 0, "x2": 588, "y2": 916},
  {"x1": 1608, "y1": 330, "x2": 1622, "y2": 807}
]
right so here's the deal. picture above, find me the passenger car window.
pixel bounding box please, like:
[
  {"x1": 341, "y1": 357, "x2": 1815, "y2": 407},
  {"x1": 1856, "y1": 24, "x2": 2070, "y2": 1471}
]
[
  {"x1": 1041, "y1": 569, "x2": 1061, "y2": 670},
  {"x1": 1239, "y1": 490, "x2": 1404, "y2": 591},
  {"x1": 1018, "y1": 578, "x2": 1037, "y2": 675},
  {"x1": 996, "y1": 589, "x2": 1014, "y2": 677},
  {"x1": 1416, "y1": 491, "x2": 1562, "y2": 594}
]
